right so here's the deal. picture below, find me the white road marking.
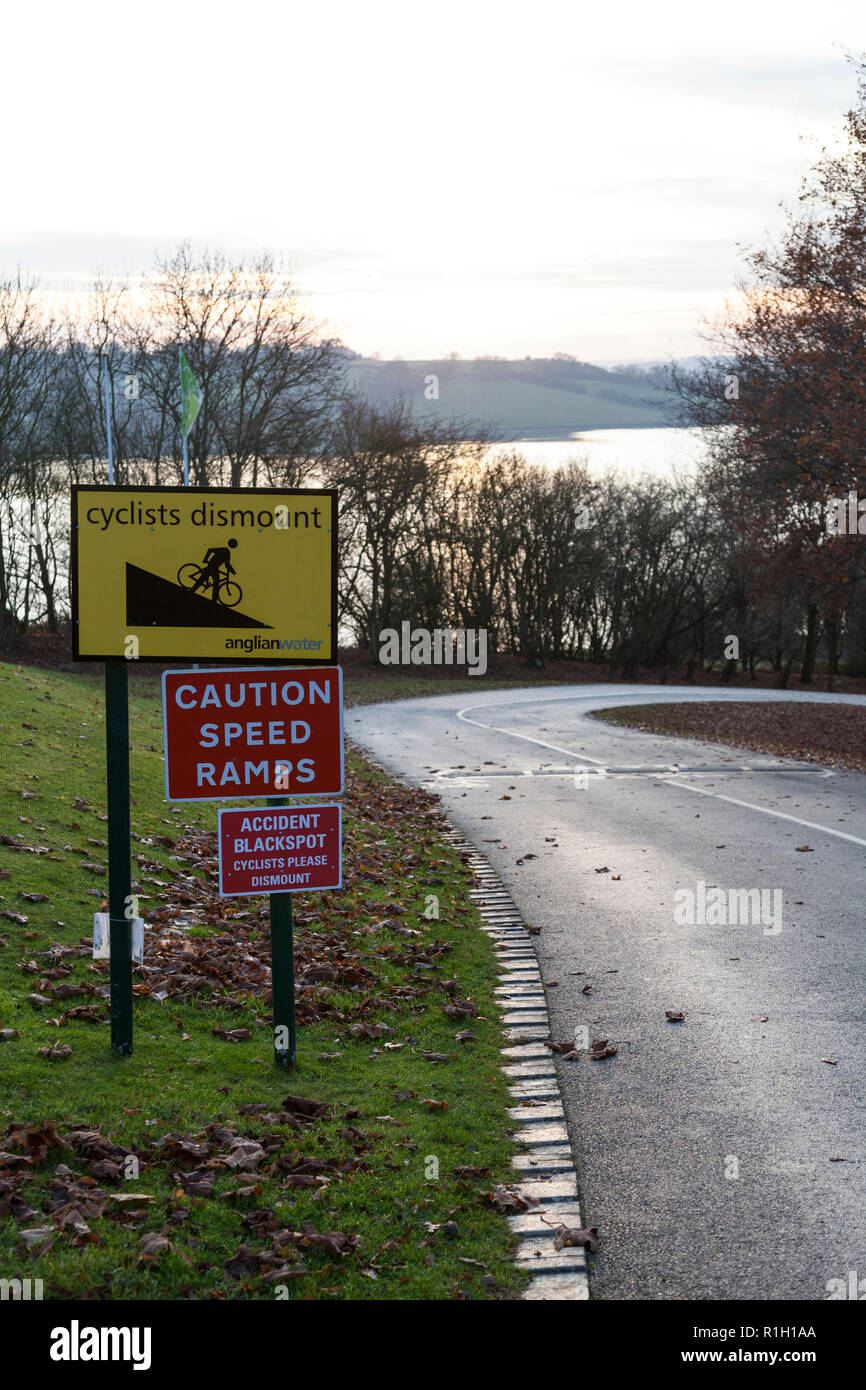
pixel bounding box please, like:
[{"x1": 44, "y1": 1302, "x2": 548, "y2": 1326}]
[
  {"x1": 429, "y1": 764, "x2": 828, "y2": 780},
  {"x1": 456, "y1": 705, "x2": 607, "y2": 766},
  {"x1": 457, "y1": 695, "x2": 865, "y2": 849},
  {"x1": 657, "y1": 779, "x2": 866, "y2": 849}
]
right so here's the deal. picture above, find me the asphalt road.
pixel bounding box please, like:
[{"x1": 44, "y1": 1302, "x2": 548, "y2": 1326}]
[{"x1": 348, "y1": 684, "x2": 866, "y2": 1301}]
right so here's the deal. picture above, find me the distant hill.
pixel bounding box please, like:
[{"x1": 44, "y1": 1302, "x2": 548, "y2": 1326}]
[{"x1": 345, "y1": 356, "x2": 676, "y2": 439}]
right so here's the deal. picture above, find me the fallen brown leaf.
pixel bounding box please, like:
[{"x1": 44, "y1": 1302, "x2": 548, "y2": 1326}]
[{"x1": 553, "y1": 1223, "x2": 599, "y2": 1252}]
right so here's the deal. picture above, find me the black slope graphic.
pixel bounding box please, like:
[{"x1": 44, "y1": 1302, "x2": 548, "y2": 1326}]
[{"x1": 126, "y1": 563, "x2": 272, "y2": 629}]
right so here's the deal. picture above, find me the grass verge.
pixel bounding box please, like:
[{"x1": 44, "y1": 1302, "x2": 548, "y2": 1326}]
[{"x1": 0, "y1": 661, "x2": 525, "y2": 1300}]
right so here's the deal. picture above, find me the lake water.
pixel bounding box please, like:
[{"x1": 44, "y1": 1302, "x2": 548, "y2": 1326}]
[{"x1": 495, "y1": 427, "x2": 708, "y2": 479}]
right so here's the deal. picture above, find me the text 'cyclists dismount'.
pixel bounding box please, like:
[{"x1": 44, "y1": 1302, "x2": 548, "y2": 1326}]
[{"x1": 71, "y1": 485, "x2": 337, "y2": 662}]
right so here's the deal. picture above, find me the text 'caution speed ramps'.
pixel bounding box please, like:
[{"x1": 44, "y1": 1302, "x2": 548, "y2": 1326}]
[{"x1": 71, "y1": 486, "x2": 337, "y2": 662}]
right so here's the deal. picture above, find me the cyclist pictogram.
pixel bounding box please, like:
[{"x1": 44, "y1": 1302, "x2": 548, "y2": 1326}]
[{"x1": 178, "y1": 538, "x2": 242, "y2": 607}]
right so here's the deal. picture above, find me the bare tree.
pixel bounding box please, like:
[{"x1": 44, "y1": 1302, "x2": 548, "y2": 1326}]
[
  {"x1": 325, "y1": 396, "x2": 488, "y2": 652},
  {"x1": 0, "y1": 276, "x2": 61, "y2": 642},
  {"x1": 133, "y1": 244, "x2": 345, "y2": 486}
]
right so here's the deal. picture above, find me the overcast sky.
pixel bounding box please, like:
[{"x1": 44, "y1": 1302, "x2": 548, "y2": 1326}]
[{"x1": 4, "y1": 1, "x2": 863, "y2": 362}]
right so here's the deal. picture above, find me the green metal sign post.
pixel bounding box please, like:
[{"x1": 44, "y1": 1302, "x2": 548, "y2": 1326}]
[
  {"x1": 105, "y1": 660, "x2": 134, "y2": 1055},
  {"x1": 268, "y1": 796, "x2": 296, "y2": 1069},
  {"x1": 270, "y1": 892, "x2": 296, "y2": 1069}
]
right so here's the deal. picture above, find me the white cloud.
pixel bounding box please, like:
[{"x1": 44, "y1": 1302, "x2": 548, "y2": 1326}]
[{"x1": 3, "y1": 0, "x2": 862, "y2": 358}]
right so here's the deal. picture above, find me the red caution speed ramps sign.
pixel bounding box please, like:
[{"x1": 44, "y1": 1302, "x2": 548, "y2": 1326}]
[{"x1": 161, "y1": 666, "x2": 343, "y2": 801}]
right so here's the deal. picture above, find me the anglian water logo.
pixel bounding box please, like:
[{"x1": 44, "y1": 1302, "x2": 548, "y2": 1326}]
[{"x1": 225, "y1": 636, "x2": 325, "y2": 653}]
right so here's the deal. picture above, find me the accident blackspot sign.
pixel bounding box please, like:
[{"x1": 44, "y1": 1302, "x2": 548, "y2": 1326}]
[
  {"x1": 219, "y1": 804, "x2": 342, "y2": 896},
  {"x1": 162, "y1": 666, "x2": 343, "y2": 801}
]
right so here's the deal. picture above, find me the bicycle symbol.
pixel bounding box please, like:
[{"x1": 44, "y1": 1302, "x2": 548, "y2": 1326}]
[{"x1": 177, "y1": 539, "x2": 243, "y2": 607}]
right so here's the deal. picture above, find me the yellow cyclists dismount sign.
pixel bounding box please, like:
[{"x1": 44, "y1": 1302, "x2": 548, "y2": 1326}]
[{"x1": 71, "y1": 486, "x2": 337, "y2": 663}]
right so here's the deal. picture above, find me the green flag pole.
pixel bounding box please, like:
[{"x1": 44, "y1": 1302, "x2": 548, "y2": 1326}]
[
  {"x1": 179, "y1": 346, "x2": 190, "y2": 486},
  {"x1": 179, "y1": 346, "x2": 202, "y2": 486}
]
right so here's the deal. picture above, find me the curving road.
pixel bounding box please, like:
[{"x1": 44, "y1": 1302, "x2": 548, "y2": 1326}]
[{"x1": 348, "y1": 685, "x2": 866, "y2": 1301}]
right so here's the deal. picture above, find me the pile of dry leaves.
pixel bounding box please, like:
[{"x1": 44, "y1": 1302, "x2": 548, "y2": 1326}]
[
  {"x1": 598, "y1": 700, "x2": 866, "y2": 774},
  {"x1": 0, "y1": 1100, "x2": 371, "y2": 1284}
]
